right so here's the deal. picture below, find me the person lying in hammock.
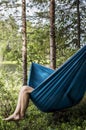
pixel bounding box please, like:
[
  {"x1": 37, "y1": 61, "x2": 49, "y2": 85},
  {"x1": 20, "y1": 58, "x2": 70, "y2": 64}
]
[{"x1": 4, "y1": 85, "x2": 34, "y2": 121}]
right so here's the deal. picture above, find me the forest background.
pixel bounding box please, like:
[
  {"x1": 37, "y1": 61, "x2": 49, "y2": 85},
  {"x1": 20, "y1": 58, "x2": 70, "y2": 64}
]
[{"x1": 0, "y1": 0, "x2": 86, "y2": 130}]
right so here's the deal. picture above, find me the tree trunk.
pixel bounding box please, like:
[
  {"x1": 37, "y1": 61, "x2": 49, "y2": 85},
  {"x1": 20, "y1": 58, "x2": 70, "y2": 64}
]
[
  {"x1": 22, "y1": 0, "x2": 27, "y2": 85},
  {"x1": 77, "y1": 0, "x2": 80, "y2": 48},
  {"x1": 50, "y1": 0, "x2": 56, "y2": 69}
]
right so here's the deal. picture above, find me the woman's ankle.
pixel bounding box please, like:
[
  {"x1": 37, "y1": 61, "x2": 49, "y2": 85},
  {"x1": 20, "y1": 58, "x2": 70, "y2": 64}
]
[{"x1": 20, "y1": 113, "x2": 25, "y2": 119}]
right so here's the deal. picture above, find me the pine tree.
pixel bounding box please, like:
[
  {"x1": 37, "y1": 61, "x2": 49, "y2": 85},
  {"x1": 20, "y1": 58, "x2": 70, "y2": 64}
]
[
  {"x1": 50, "y1": 0, "x2": 56, "y2": 69},
  {"x1": 77, "y1": 0, "x2": 80, "y2": 48},
  {"x1": 22, "y1": 0, "x2": 27, "y2": 85}
]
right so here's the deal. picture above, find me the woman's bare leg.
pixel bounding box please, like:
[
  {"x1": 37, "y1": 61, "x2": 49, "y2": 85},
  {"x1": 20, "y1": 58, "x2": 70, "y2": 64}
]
[
  {"x1": 20, "y1": 86, "x2": 34, "y2": 118},
  {"x1": 4, "y1": 85, "x2": 34, "y2": 121}
]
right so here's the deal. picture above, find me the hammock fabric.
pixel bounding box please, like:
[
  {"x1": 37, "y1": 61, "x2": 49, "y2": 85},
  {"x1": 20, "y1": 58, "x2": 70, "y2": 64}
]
[{"x1": 27, "y1": 45, "x2": 86, "y2": 112}]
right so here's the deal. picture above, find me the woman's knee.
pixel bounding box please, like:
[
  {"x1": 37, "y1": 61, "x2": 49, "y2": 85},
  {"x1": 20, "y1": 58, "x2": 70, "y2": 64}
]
[
  {"x1": 20, "y1": 85, "x2": 34, "y2": 93},
  {"x1": 20, "y1": 85, "x2": 29, "y2": 93}
]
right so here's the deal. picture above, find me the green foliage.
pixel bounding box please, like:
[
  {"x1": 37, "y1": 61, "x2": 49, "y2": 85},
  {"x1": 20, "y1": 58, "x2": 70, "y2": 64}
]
[
  {"x1": 56, "y1": 48, "x2": 77, "y2": 67},
  {"x1": 55, "y1": 0, "x2": 86, "y2": 46},
  {"x1": 27, "y1": 22, "x2": 50, "y2": 64},
  {"x1": 0, "y1": 18, "x2": 22, "y2": 62}
]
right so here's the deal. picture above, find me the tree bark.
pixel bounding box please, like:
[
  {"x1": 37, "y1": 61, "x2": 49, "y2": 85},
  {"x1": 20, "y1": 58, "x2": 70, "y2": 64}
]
[
  {"x1": 50, "y1": 0, "x2": 56, "y2": 69},
  {"x1": 22, "y1": 0, "x2": 27, "y2": 85},
  {"x1": 77, "y1": 0, "x2": 80, "y2": 48}
]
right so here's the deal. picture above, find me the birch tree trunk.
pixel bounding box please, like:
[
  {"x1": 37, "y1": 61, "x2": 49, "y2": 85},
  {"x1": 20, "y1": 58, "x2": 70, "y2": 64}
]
[
  {"x1": 50, "y1": 0, "x2": 56, "y2": 69},
  {"x1": 22, "y1": 0, "x2": 27, "y2": 85},
  {"x1": 77, "y1": 0, "x2": 80, "y2": 48}
]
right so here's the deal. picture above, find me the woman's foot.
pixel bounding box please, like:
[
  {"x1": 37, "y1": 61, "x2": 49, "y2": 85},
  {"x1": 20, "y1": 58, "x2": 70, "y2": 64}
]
[{"x1": 3, "y1": 113, "x2": 23, "y2": 121}]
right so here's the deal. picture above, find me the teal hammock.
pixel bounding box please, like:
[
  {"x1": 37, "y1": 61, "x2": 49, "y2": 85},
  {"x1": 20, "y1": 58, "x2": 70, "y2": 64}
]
[{"x1": 27, "y1": 45, "x2": 86, "y2": 112}]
